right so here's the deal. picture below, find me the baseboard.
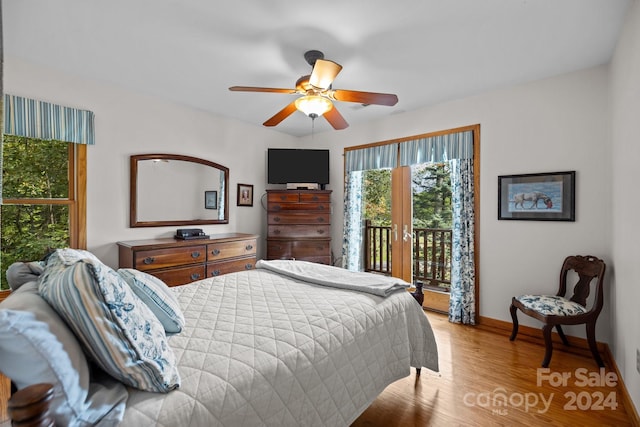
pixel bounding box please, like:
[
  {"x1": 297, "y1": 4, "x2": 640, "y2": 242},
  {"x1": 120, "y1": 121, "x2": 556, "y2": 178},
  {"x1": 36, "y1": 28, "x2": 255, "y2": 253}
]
[
  {"x1": 604, "y1": 344, "x2": 640, "y2": 426},
  {"x1": 477, "y1": 315, "x2": 607, "y2": 353},
  {"x1": 477, "y1": 315, "x2": 639, "y2": 425}
]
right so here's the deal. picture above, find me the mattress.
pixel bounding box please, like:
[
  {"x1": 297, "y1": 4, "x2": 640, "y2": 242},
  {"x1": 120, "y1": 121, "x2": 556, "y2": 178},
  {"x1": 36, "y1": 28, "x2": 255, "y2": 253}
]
[{"x1": 120, "y1": 268, "x2": 438, "y2": 426}]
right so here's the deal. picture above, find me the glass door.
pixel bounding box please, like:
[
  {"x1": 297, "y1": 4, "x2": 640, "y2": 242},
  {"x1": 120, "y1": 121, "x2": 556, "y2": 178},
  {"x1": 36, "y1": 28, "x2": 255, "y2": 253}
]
[{"x1": 362, "y1": 163, "x2": 452, "y2": 313}]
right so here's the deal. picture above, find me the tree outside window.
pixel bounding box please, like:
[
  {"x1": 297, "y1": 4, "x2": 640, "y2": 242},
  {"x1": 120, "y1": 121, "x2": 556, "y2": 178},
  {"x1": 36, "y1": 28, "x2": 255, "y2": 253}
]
[{"x1": 1, "y1": 135, "x2": 74, "y2": 290}]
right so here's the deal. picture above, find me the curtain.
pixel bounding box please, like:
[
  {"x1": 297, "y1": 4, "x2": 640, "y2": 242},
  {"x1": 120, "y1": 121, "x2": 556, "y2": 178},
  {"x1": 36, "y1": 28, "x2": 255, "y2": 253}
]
[
  {"x1": 448, "y1": 158, "x2": 476, "y2": 324},
  {"x1": 399, "y1": 130, "x2": 473, "y2": 165},
  {"x1": 4, "y1": 94, "x2": 95, "y2": 145},
  {"x1": 343, "y1": 145, "x2": 397, "y2": 271},
  {"x1": 345, "y1": 144, "x2": 397, "y2": 173},
  {"x1": 218, "y1": 173, "x2": 225, "y2": 221},
  {"x1": 342, "y1": 170, "x2": 364, "y2": 270}
]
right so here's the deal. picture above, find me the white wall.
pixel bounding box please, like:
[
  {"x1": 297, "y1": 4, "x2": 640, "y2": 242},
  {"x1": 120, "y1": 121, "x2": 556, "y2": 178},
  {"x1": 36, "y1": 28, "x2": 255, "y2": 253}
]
[
  {"x1": 610, "y1": 0, "x2": 640, "y2": 411},
  {"x1": 4, "y1": 56, "x2": 298, "y2": 267},
  {"x1": 306, "y1": 65, "x2": 612, "y2": 342}
]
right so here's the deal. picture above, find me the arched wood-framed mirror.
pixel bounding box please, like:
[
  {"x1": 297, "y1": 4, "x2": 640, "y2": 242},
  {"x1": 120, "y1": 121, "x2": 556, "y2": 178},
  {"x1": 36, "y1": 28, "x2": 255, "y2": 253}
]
[{"x1": 130, "y1": 153, "x2": 229, "y2": 227}]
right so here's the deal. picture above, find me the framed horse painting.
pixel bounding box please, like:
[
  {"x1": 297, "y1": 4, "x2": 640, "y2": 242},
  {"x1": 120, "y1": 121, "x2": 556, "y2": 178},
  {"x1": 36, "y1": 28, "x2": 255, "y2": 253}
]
[{"x1": 498, "y1": 171, "x2": 575, "y2": 221}]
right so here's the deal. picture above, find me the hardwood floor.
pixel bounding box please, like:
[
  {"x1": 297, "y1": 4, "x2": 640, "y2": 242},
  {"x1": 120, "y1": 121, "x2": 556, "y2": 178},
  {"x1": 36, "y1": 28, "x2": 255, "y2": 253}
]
[{"x1": 352, "y1": 311, "x2": 636, "y2": 427}]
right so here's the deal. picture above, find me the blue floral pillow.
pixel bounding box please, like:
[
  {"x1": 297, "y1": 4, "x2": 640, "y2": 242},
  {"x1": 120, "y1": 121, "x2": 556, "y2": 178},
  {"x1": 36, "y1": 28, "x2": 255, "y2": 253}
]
[
  {"x1": 118, "y1": 269, "x2": 185, "y2": 334},
  {"x1": 39, "y1": 251, "x2": 180, "y2": 393}
]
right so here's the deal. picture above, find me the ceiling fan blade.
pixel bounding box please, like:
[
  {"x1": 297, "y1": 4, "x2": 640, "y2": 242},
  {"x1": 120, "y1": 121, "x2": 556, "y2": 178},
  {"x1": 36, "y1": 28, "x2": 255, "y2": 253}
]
[
  {"x1": 229, "y1": 86, "x2": 296, "y2": 94},
  {"x1": 323, "y1": 105, "x2": 349, "y2": 130},
  {"x1": 309, "y1": 59, "x2": 342, "y2": 90},
  {"x1": 330, "y1": 89, "x2": 398, "y2": 106},
  {"x1": 263, "y1": 101, "x2": 298, "y2": 127}
]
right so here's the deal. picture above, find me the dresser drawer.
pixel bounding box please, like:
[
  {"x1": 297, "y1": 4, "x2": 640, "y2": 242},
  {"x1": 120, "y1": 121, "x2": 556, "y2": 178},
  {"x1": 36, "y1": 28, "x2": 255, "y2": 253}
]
[
  {"x1": 151, "y1": 265, "x2": 206, "y2": 287},
  {"x1": 267, "y1": 192, "x2": 300, "y2": 203},
  {"x1": 207, "y1": 239, "x2": 257, "y2": 261},
  {"x1": 207, "y1": 257, "x2": 256, "y2": 277},
  {"x1": 299, "y1": 192, "x2": 330, "y2": 203},
  {"x1": 267, "y1": 240, "x2": 330, "y2": 260},
  {"x1": 268, "y1": 212, "x2": 330, "y2": 225},
  {"x1": 268, "y1": 202, "x2": 330, "y2": 212},
  {"x1": 134, "y1": 245, "x2": 206, "y2": 271},
  {"x1": 268, "y1": 224, "x2": 330, "y2": 239}
]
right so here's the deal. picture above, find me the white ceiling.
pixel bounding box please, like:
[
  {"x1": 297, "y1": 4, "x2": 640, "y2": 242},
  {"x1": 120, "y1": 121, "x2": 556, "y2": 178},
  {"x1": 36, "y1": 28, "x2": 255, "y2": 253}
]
[{"x1": 2, "y1": 0, "x2": 631, "y2": 137}]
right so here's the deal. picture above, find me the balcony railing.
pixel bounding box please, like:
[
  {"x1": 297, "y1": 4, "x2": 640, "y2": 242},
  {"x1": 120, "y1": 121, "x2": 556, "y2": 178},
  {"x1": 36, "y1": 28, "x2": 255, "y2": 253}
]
[{"x1": 364, "y1": 220, "x2": 452, "y2": 291}]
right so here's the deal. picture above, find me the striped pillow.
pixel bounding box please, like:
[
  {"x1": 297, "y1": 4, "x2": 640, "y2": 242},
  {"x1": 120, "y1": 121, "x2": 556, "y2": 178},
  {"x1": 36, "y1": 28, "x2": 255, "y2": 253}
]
[
  {"x1": 39, "y1": 252, "x2": 180, "y2": 393},
  {"x1": 118, "y1": 269, "x2": 185, "y2": 334}
]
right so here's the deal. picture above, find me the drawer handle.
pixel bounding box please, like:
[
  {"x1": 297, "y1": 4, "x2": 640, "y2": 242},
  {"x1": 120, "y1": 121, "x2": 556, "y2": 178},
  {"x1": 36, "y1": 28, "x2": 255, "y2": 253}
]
[
  {"x1": 280, "y1": 195, "x2": 287, "y2": 200},
  {"x1": 143, "y1": 257, "x2": 155, "y2": 265},
  {"x1": 245, "y1": 244, "x2": 253, "y2": 250},
  {"x1": 273, "y1": 229, "x2": 281, "y2": 235},
  {"x1": 190, "y1": 273, "x2": 201, "y2": 281},
  {"x1": 191, "y1": 251, "x2": 201, "y2": 258},
  {"x1": 211, "y1": 249, "x2": 220, "y2": 256},
  {"x1": 317, "y1": 217, "x2": 325, "y2": 222},
  {"x1": 273, "y1": 216, "x2": 281, "y2": 222},
  {"x1": 211, "y1": 269, "x2": 221, "y2": 276},
  {"x1": 317, "y1": 246, "x2": 324, "y2": 251},
  {"x1": 245, "y1": 263, "x2": 254, "y2": 270},
  {"x1": 318, "y1": 205, "x2": 325, "y2": 210},
  {"x1": 316, "y1": 229, "x2": 325, "y2": 235},
  {"x1": 273, "y1": 205, "x2": 282, "y2": 211},
  {"x1": 312, "y1": 195, "x2": 319, "y2": 201}
]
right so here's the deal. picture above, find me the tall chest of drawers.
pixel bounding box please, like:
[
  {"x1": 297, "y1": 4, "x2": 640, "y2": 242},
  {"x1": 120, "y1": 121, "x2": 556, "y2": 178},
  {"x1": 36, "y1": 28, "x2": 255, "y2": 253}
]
[
  {"x1": 266, "y1": 190, "x2": 332, "y2": 265},
  {"x1": 117, "y1": 232, "x2": 258, "y2": 287}
]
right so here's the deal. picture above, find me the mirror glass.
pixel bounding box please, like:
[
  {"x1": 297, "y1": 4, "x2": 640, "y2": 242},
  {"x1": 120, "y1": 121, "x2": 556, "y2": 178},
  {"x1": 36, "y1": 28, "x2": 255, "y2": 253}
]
[{"x1": 130, "y1": 154, "x2": 229, "y2": 227}]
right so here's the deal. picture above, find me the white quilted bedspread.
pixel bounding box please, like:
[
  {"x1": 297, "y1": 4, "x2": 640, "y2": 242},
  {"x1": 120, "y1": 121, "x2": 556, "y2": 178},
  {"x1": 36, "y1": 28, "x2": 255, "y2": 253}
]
[{"x1": 120, "y1": 268, "x2": 438, "y2": 427}]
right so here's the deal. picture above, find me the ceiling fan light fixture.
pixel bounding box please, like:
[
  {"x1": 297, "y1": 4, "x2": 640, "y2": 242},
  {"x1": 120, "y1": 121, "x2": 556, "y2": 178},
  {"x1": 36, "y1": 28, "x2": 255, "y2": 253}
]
[{"x1": 295, "y1": 95, "x2": 332, "y2": 117}]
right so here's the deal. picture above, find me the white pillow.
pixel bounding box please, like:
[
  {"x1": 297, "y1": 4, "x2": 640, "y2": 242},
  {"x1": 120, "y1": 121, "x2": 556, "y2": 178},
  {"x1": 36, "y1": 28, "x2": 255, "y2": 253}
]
[
  {"x1": 39, "y1": 251, "x2": 180, "y2": 393},
  {"x1": 118, "y1": 269, "x2": 185, "y2": 334},
  {"x1": 0, "y1": 282, "x2": 127, "y2": 425}
]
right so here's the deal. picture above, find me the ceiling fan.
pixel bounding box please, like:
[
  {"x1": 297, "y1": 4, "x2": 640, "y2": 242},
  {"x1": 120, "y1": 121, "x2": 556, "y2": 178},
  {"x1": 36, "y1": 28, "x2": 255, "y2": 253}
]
[{"x1": 229, "y1": 50, "x2": 399, "y2": 130}]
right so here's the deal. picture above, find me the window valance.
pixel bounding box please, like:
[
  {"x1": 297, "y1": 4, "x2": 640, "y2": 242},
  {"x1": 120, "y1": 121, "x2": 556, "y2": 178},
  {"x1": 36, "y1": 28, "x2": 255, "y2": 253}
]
[
  {"x1": 399, "y1": 130, "x2": 473, "y2": 166},
  {"x1": 4, "y1": 94, "x2": 95, "y2": 145},
  {"x1": 345, "y1": 143, "x2": 398, "y2": 172}
]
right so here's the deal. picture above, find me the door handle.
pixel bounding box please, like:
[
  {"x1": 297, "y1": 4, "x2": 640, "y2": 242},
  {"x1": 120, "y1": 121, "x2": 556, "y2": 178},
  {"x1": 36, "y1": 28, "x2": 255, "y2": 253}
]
[
  {"x1": 403, "y1": 225, "x2": 412, "y2": 242},
  {"x1": 393, "y1": 224, "x2": 398, "y2": 241}
]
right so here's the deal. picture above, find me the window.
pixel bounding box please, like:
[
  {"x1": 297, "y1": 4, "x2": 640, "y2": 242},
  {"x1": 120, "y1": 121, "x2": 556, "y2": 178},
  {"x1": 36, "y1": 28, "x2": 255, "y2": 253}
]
[{"x1": 0, "y1": 135, "x2": 86, "y2": 292}]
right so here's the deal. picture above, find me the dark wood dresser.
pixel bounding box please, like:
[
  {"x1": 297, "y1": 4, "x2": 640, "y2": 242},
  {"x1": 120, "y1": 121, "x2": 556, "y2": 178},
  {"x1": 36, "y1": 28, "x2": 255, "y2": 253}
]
[
  {"x1": 117, "y1": 232, "x2": 258, "y2": 287},
  {"x1": 266, "y1": 190, "x2": 331, "y2": 264}
]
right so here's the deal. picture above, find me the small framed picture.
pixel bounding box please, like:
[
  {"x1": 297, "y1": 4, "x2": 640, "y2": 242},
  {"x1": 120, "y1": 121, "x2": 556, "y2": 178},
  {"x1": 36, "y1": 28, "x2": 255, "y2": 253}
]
[
  {"x1": 204, "y1": 191, "x2": 218, "y2": 209},
  {"x1": 237, "y1": 183, "x2": 253, "y2": 207},
  {"x1": 498, "y1": 171, "x2": 575, "y2": 221}
]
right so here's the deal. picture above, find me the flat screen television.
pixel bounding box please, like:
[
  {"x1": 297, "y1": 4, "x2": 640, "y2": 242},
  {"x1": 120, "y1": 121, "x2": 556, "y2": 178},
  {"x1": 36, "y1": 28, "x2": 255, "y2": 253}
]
[{"x1": 267, "y1": 148, "x2": 330, "y2": 185}]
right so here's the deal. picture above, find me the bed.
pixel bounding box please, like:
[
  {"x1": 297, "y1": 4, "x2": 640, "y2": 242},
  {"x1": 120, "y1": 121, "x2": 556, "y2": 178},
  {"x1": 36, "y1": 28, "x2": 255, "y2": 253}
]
[{"x1": 0, "y1": 251, "x2": 438, "y2": 426}]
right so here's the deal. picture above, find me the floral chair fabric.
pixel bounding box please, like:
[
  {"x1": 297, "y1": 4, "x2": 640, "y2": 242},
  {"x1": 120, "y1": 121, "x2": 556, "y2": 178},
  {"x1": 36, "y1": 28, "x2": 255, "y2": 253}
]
[{"x1": 515, "y1": 295, "x2": 587, "y2": 316}]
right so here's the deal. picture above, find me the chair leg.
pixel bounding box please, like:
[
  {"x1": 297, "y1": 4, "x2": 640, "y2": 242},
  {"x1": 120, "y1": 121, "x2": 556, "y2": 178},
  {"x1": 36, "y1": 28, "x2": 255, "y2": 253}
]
[
  {"x1": 542, "y1": 325, "x2": 554, "y2": 368},
  {"x1": 555, "y1": 325, "x2": 569, "y2": 346},
  {"x1": 586, "y1": 321, "x2": 605, "y2": 368},
  {"x1": 509, "y1": 303, "x2": 519, "y2": 341}
]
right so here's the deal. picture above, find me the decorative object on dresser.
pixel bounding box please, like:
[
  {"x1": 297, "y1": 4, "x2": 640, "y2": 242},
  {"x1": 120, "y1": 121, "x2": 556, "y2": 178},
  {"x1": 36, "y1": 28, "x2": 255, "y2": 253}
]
[
  {"x1": 117, "y1": 233, "x2": 258, "y2": 287},
  {"x1": 266, "y1": 190, "x2": 331, "y2": 264}
]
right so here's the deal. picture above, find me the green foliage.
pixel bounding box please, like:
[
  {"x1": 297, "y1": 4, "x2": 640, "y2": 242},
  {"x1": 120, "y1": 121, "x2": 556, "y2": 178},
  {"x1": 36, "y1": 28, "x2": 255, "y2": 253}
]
[
  {"x1": 1, "y1": 135, "x2": 71, "y2": 290},
  {"x1": 412, "y1": 163, "x2": 452, "y2": 229},
  {"x1": 363, "y1": 169, "x2": 392, "y2": 226},
  {"x1": 362, "y1": 163, "x2": 453, "y2": 229}
]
